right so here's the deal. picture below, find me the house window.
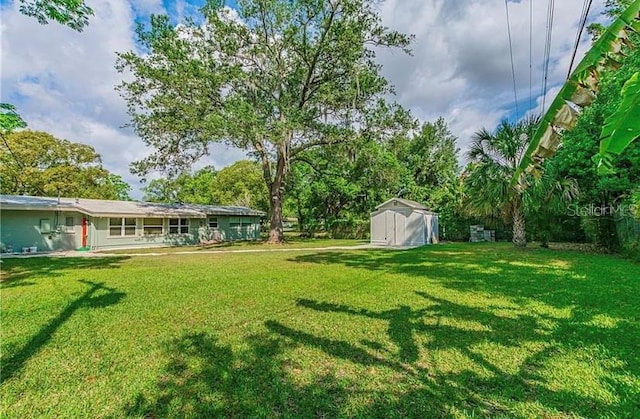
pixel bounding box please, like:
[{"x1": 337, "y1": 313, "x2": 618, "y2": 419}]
[
  {"x1": 62, "y1": 216, "x2": 75, "y2": 233},
  {"x1": 229, "y1": 217, "x2": 241, "y2": 228},
  {"x1": 109, "y1": 217, "x2": 136, "y2": 237},
  {"x1": 208, "y1": 217, "x2": 218, "y2": 229},
  {"x1": 169, "y1": 218, "x2": 189, "y2": 234},
  {"x1": 40, "y1": 219, "x2": 52, "y2": 233},
  {"x1": 143, "y1": 218, "x2": 163, "y2": 235}
]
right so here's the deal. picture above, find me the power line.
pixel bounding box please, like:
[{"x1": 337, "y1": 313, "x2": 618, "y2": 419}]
[
  {"x1": 529, "y1": 0, "x2": 533, "y2": 111},
  {"x1": 504, "y1": 0, "x2": 519, "y2": 118},
  {"x1": 567, "y1": 0, "x2": 593, "y2": 79},
  {"x1": 541, "y1": 0, "x2": 555, "y2": 114}
]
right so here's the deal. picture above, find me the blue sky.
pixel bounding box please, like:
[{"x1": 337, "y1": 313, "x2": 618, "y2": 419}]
[{"x1": 1, "y1": 0, "x2": 607, "y2": 198}]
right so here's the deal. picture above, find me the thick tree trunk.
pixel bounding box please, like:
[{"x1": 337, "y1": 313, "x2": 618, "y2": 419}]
[
  {"x1": 267, "y1": 180, "x2": 285, "y2": 244},
  {"x1": 512, "y1": 198, "x2": 527, "y2": 248},
  {"x1": 266, "y1": 149, "x2": 287, "y2": 244}
]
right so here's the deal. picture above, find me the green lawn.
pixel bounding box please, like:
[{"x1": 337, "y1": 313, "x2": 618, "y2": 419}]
[
  {"x1": 1, "y1": 243, "x2": 639, "y2": 418},
  {"x1": 99, "y1": 236, "x2": 367, "y2": 254}
]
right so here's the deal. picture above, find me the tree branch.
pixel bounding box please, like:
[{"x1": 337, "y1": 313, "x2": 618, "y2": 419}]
[{"x1": 298, "y1": 1, "x2": 339, "y2": 109}]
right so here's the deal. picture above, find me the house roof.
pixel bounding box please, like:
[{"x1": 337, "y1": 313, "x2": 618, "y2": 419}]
[
  {"x1": 0, "y1": 195, "x2": 265, "y2": 217},
  {"x1": 375, "y1": 197, "x2": 433, "y2": 211}
]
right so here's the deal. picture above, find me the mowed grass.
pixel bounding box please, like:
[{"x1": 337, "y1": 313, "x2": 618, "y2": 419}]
[
  {"x1": 1, "y1": 243, "x2": 639, "y2": 418},
  {"x1": 100, "y1": 236, "x2": 367, "y2": 254}
]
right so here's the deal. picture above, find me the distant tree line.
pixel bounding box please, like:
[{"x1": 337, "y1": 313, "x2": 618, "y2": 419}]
[
  {"x1": 141, "y1": 161, "x2": 269, "y2": 213},
  {"x1": 0, "y1": 129, "x2": 131, "y2": 200}
]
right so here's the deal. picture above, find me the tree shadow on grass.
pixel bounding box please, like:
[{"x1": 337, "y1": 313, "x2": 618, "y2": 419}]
[
  {"x1": 123, "y1": 287, "x2": 638, "y2": 417},
  {"x1": 125, "y1": 331, "x2": 355, "y2": 418},
  {"x1": 122, "y1": 245, "x2": 639, "y2": 417},
  {"x1": 125, "y1": 329, "x2": 479, "y2": 418},
  {"x1": 0, "y1": 256, "x2": 129, "y2": 288},
  {"x1": 126, "y1": 315, "x2": 632, "y2": 417},
  {"x1": 1, "y1": 279, "x2": 126, "y2": 384},
  {"x1": 278, "y1": 245, "x2": 640, "y2": 416},
  {"x1": 288, "y1": 245, "x2": 640, "y2": 323},
  {"x1": 296, "y1": 299, "x2": 428, "y2": 363},
  {"x1": 267, "y1": 290, "x2": 639, "y2": 417}
]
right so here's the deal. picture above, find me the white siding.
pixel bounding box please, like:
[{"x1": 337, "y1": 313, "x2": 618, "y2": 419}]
[
  {"x1": 370, "y1": 211, "x2": 387, "y2": 244},
  {"x1": 370, "y1": 202, "x2": 438, "y2": 247}
]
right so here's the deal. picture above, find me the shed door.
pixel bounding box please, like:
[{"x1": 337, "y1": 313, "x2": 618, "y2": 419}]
[
  {"x1": 394, "y1": 211, "x2": 406, "y2": 246},
  {"x1": 384, "y1": 211, "x2": 395, "y2": 245}
]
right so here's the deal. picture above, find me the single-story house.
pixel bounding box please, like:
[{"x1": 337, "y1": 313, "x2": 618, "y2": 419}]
[
  {"x1": 370, "y1": 198, "x2": 439, "y2": 247},
  {"x1": 0, "y1": 195, "x2": 264, "y2": 252}
]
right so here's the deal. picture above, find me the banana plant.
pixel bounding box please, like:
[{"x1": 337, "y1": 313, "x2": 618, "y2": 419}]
[
  {"x1": 514, "y1": 0, "x2": 640, "y2": 183},
  {"x1": 593, "y1": 72, "x2": 640, "y2": 174}
]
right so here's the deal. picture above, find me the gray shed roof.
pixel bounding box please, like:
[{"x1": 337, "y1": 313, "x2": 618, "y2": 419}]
[
  {"x1": 0, "y1": 195, "x2": 265, "y2": 217},
  {"x1": 375, "y1": 197, "x2": 432, "y2": 211}
]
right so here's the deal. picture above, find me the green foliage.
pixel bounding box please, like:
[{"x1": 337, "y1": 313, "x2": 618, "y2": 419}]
[
  {"x1": 464, "y1": 118, "x2": 534, "y2": 222},
  {"x1": 622, "y1": 190, "x2": 640, "y2": 262},
  {"x1": 287, "y1": 137, "x2": 405, "y2": 236},
  {"x1": 393, "y1": 118, "x2": 465, "y2": 240},
  {"x1": 509, "y1": 0, "x2": 640, "y2": 251},
  {"x1": 524, "y1": 162, "x2": 580, "y2": 247},
  {"x1": 0, "y1": 130, "x2": 131, "y2": 199},
  {"x1": 588, "y1": 0, "x2": 637, "y2": 39},
  {"x1": 465, "y1": 117, "x2": 579, "y2": 247},
  {"x1": 143, "y1": 166, "x2": 218, "y2": 204},
  {"x1": 212, "y1": 161, "x2": 269, "y2": 212},
  {"x1": 553, "y1": 42, "x2": 640, "y2": 250},
  {"x1": 143, "y1": 161, "x2": 268, "y2": 211},
  {"x1": 0, "y1": 103, "x2": 27, "y2": 134},
  {"x1": 101, "y1": 174, "x2": 132, "y2": 201},
  {"x1": 2, "y1": 244, "x2": 639, "y2": 417},
  {"x1": 116, "y1": 0, "x2": 413, "y2": 242},
  {"x1": 595, "y1": 72, "x2": 640, "y2": 174},
  {"x1": 393, "y1": 118, "x2": 460, "y2": 193},
  {"x1": 18, "y1": 0, "x2": 93, "y2": 31}
]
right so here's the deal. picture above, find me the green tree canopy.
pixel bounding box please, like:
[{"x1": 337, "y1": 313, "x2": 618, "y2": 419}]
[
  {"x1": 0, "y1": 104, "x2": 27, "y2": 134},
  {"x1": 213, "y1": 161, "x2": 269, "y2": 212},
  {"x1": 116, "y1": 0, "x2": 413, "y2": 243},
  {"x1": 0, "y1": 130, "x2": 131, "y2": 200},
  {"x1": 287, "y1": 137, "x2": 405, "y2": 236},
  {"x1": 18, "y1": 0, "x2": 93, "y2": 31},
  {"x1": 142, "y1": 166, "x2": 218, "y2": 204},
  {"x1": 142, "y1": 161, "x2": 268, "y2": 211},
  {"x1": 393, "y1": 117, "x2": 459, "y2": 193}
]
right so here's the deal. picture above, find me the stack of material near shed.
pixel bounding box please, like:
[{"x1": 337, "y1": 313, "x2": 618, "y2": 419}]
[
  {"x1": 470, "y1": 225, "x2": 496, "y2": 242},
  {"x1": 483, "y1": 229, "x2": 496, "y2": 242},
  {"x1": 470, "y1": 225, "x2": 485, "y2": 242}
]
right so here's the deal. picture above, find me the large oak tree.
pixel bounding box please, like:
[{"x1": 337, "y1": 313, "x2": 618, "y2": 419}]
[{"x1": 116, "y1": 0, "x2": 412, "y2": 243}]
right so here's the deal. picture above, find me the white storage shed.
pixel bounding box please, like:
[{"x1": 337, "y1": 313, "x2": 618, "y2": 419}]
[{"x1": 370, "y1": 198, "x2": 439, "y2": 247}]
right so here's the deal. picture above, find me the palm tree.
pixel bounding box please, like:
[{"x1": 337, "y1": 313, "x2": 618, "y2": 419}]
[
  {"x1": 466, "y1": 116, "x2": 580, "y2": 247},
  {"x1": 465, "y1": 117, "x2": 539, "y2": 247}
]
